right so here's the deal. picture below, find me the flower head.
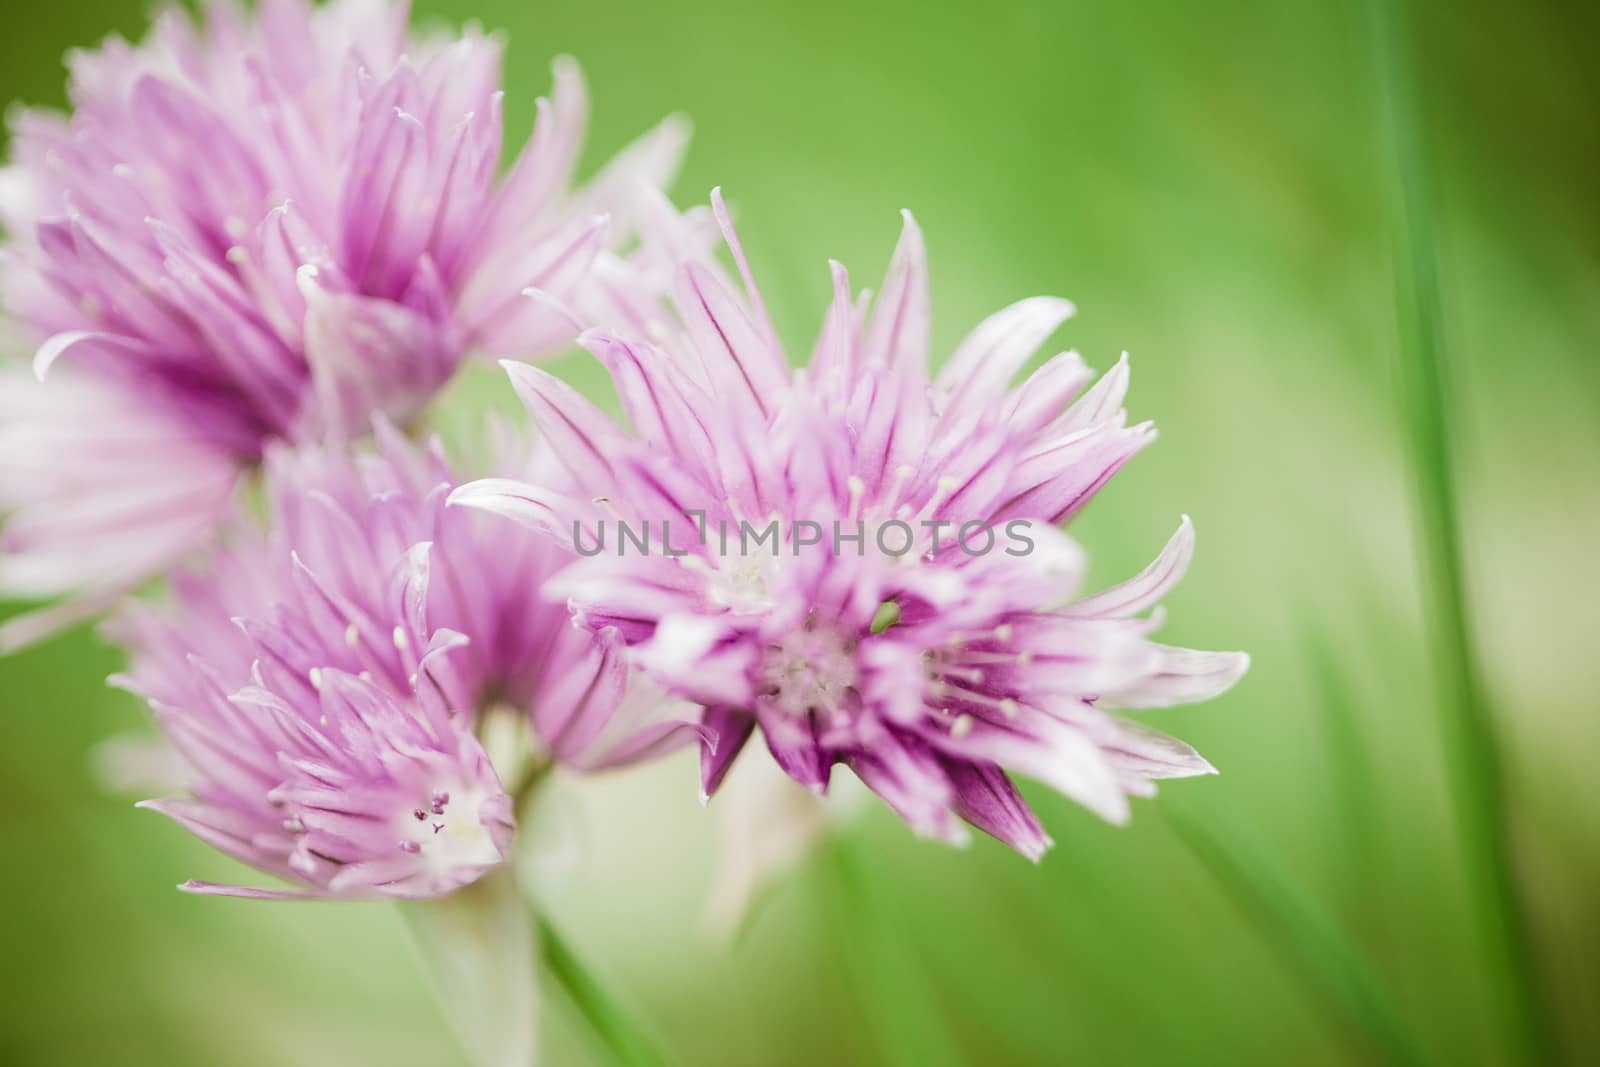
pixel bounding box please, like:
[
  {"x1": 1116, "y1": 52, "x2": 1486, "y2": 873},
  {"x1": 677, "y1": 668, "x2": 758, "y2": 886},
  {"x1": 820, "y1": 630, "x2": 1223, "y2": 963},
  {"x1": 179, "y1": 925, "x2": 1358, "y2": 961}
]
[
  {"x1": 452, "y1": 192, "x2": 1248, "y2": 857},
  {"x1": 0, "y1": 0, "x2": 686, "y2": 646},
  {"x1": 116, "y1": 423, "x2": 700, "y2": 899}
]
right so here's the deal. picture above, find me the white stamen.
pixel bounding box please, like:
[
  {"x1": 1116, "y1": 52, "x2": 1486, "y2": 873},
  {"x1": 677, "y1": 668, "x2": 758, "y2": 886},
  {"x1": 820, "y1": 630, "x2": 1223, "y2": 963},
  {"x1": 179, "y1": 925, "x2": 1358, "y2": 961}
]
[
  {"x1": 936, "y1": 677, "x2": 1020, "y2": 719},
  {"x1": 883, "y1": 464, "x2": 915, "y2": 513},
  {"x1": 914, "y1": 475, "x2": 964, "y2": 531},
  {"x1": 846, "y1": 475, "x2": 866, "y2": 519}
]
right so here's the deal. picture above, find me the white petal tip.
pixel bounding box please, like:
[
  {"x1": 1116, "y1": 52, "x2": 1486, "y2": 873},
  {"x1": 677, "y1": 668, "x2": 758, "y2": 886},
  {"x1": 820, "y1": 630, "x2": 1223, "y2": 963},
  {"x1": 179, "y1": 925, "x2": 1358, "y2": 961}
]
[{"x1": 1021, "y1": 836, "x2": 1055, "y2": 864}]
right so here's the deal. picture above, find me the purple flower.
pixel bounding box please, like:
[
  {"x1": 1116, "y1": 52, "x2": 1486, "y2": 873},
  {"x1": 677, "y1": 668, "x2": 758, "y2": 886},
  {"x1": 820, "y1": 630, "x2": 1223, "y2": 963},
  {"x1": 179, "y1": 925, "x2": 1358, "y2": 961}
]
[
  {"x1": 452, "y1": 192, "x2": 1248, "y2": 858},
  {"x1": 0, "y1": 369, "x2": 241, "y2": 646},
  {"x1": 114, "y1": 423, "x2": 702, "y2": 899},
  {"x1": 0, "y1": 0, "x2": 686, "y2": 647}
]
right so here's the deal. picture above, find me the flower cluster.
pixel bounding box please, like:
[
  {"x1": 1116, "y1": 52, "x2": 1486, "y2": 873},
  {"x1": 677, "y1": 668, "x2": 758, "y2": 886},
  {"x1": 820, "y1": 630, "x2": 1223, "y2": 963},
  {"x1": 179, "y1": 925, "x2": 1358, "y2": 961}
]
[
  {"x1": 1, "y1": 1, "x2": 1246, "y2": 903},
  {"x1": 0, "y1": 0, "x2": 684, "y2": 648}
]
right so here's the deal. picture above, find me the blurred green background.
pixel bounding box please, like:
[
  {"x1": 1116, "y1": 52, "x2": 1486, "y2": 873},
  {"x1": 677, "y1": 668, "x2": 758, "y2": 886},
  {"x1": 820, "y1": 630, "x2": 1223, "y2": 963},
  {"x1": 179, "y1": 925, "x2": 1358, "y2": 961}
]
[{"x1": 2, "y1": 1, "x2": 1596, "y2": 1064}]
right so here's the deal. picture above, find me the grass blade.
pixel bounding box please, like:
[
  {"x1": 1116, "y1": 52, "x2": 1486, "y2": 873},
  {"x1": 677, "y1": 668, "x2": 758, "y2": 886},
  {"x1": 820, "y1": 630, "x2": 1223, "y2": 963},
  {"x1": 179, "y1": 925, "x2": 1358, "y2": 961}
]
[
  {"x1": 1304, "y1": 627, "x2": 1386, "y2": 911},
  {"x1": 538, "y1": 914, "x2": 671, "y2": 1067},
  {"x1": 1366, "y1": 1, "x2": 1555, "y2": 1062},
  {"x1": 1169, "y1": 810, "x2": 1437, "y2": 1067},
  {"x1": 826, "y1": 834, "x2": 966, "y2": 1067}
]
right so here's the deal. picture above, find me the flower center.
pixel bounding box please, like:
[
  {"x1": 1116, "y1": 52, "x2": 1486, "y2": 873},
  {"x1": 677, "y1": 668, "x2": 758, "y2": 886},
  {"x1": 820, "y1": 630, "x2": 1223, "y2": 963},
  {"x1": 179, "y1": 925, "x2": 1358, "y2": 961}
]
[
  {"x1": 762, "y1": 627, "x2": 860, "y2": 717},
  {"x1": 396, "y1": 785, "x2": 503, "y2": 873},
  {"x1": 705, "y1": 549, "x2": 780, "y2": 614}
]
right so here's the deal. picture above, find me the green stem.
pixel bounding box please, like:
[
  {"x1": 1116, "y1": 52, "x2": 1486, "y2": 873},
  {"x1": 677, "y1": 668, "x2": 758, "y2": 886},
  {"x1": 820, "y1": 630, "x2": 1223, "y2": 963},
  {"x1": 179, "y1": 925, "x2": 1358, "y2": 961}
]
[
  {"x1": 1170, "y1": 811, "x2": 1436, "y2": 1067},
  {"x1": 826, "y1": 834, "x2": 965, "y2": 1067},
  {"x1": 538, "y1": 914, "x2": 670, "y2": 1067},
  {"x1": 1367, "y1": 2, "x2": 1554, "y2": 1063}
]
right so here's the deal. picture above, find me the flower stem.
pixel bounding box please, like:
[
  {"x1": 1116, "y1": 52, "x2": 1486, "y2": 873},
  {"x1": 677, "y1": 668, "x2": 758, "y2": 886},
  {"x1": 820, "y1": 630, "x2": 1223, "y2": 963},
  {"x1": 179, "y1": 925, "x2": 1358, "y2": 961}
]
[
  {"x1": 1367, "y1": 1, "x2": 1555, "y2": 1062},
  {"x1": 401, "y1": 866, "x2": 538, "y2": 1067},
  {"x1": 538, "y1": 914, "x2": 670, "y2": 1067}
]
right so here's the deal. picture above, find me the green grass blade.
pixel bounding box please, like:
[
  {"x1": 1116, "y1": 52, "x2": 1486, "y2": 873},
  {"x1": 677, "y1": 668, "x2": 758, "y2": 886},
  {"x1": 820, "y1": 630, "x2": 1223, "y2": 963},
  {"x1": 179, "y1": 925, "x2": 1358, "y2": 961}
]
[
  {"x1": 538, "y1": 914, "x2": 671, "y2": 1067},
  {"x1": 826, "y1": 833, "x2": 966, "y2": 1067},
  {"x1": 1304, "y1": 627, "x2": 1386, "y2": 909},
  {"x1": 1366, "y1": 1, "x2": 1556, "y2": 1062},
  {"x1": 1169, "y1": 811, "x2": 1437, "y2": 1067}
]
